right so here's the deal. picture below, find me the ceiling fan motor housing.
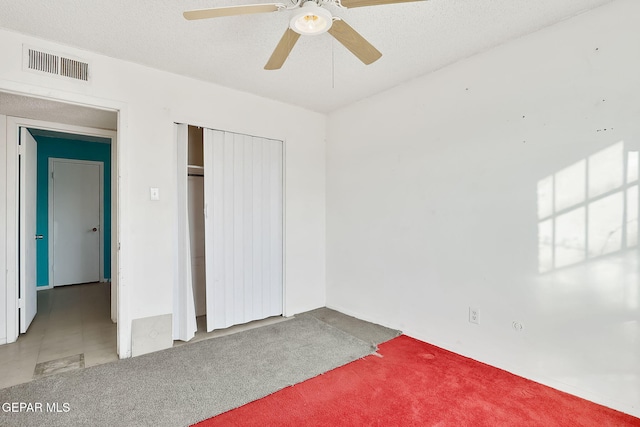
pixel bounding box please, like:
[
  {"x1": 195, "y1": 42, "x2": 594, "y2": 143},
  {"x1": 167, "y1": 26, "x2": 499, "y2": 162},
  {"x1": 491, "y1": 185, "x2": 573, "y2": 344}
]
[{"x1": 290, "y1": 1, "x2": 333, "y2": 35}]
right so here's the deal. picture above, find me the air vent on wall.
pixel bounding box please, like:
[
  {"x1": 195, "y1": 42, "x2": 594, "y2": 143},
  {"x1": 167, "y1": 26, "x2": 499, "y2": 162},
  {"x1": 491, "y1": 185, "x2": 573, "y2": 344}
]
[
  {"x1": 60, "y1": 57, "x2": 89, "y2": 81},
  {"x1": 27, "y1": 49, "x2": 58, "y2": 75},
  {"x1": 23, "y1": 46, "x2": 90, "y2": 82}
]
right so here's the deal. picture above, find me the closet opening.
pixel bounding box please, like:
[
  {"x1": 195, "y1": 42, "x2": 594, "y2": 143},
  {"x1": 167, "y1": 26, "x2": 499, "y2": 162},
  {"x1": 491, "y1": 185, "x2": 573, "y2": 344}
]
[
  {"x1": 187, "y1": 126, "x2": 206, "y2": 323},
  {"x1": 174, "y1": 124, "x2": 285, "y2": 343}
]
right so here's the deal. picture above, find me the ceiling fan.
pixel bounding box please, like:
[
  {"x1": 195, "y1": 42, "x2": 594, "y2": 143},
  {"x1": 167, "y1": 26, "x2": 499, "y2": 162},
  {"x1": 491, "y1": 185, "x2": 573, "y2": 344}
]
[{"x1": 183, "y1": 0, "x2": 424, "y2": 70}]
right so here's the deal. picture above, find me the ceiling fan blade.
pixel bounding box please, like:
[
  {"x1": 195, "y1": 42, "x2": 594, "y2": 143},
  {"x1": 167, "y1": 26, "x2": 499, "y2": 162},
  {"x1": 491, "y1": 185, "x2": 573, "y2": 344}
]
[
  {"x1": 327, "y1": 20, "x2": 382, "y2": 65},
  {"x1": 183, "y1": 3, "x2": 283, "y2": 20},
  {"x1": 341, "y1": 0, "x2": 424, "y2": 8},
  {"x1": 264, "y1": 28, "x2": 301, "y2": 70}
]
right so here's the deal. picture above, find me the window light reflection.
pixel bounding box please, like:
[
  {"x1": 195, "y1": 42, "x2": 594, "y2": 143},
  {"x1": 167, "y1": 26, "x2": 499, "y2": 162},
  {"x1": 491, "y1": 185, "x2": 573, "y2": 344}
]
[{"x1": 537, "y1": 142, "x2": 638, "y2": 273}]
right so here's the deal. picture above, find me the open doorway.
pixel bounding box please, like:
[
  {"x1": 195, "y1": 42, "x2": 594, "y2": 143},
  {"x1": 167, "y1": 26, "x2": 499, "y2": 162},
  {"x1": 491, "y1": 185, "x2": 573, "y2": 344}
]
[
  {"x1": 33, "y1": 129, "x2": 111, "y2": 290},
  {"x1": 0, "y1": 93, "x2": 120, "y2": 387}
]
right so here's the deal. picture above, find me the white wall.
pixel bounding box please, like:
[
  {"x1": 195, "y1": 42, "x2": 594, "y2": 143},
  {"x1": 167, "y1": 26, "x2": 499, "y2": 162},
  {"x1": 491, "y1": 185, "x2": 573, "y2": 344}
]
[
  {"x1": 0, "y1": 28, "x2": 326, "y2": 356},
  {"x1": 327, "y1": 0, "x2": 640, "y2": 417},
  {"x1": 0, "y1": 114, "x2": 6, "y2": 344}
]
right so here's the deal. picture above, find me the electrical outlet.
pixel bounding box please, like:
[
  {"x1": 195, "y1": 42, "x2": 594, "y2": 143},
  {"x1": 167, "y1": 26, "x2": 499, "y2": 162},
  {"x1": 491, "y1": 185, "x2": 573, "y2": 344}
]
[
  {"x1": 150, "y1": 187, "x2": 160, "y2": 201},
  {"x1": 469, "y1": 307, "x2": 479, "y2": 324}
]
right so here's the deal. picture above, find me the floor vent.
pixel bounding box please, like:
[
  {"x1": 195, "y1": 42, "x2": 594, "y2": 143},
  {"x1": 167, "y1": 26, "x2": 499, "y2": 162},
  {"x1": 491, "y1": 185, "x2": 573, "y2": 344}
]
[{"x1": 24, "y1": 46, "x2": 90, "y2": 82}]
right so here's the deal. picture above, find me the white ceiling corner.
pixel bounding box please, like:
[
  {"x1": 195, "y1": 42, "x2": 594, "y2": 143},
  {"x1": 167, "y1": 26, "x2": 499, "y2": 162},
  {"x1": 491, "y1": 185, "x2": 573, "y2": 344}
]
[{"x1": 0, "y1": 0, "x2": 616, "y2": 113}]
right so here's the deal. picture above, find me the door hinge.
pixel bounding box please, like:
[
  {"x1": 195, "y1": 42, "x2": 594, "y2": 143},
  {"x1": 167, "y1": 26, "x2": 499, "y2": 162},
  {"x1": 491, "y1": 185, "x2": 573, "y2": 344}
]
[
  {"x1": 18, "y1": 144, "x2": 24, "y2": 156},
  {"x1": 18, "y1": 298, "x2": 25, "y2": 310}
]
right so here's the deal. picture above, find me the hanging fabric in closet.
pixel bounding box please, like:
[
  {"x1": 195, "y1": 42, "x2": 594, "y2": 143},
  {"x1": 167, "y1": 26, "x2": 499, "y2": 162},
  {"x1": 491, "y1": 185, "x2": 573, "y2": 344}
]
[
  {"x1": 203, "y1": 129, "x2": 283, "y2": 332},
  {"x1": 174, "y1": 123, "x2": 198, "y2": 341}
]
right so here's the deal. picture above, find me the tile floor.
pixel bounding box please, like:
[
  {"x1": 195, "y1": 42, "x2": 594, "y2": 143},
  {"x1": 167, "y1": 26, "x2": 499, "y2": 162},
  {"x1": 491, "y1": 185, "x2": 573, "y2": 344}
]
[
  {"x1": 0, "y1": 282, "x2": 117, "y2": 389},
  {"x1": 0, "y1": 281, "x2": 288, "y2": 390}
]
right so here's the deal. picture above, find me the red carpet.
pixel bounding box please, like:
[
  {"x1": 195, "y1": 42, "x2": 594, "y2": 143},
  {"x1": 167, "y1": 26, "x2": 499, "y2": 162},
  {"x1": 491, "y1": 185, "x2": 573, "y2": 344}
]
[{"x1": 193, "y1": 335, "x2": 640, "y2": 426}]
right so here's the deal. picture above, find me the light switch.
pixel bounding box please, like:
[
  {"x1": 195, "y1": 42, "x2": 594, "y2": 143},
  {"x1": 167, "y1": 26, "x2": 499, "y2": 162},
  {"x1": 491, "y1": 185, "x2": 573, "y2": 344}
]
[{"x1": 150, "y1": 187, "x2": 160, "y2": 201}]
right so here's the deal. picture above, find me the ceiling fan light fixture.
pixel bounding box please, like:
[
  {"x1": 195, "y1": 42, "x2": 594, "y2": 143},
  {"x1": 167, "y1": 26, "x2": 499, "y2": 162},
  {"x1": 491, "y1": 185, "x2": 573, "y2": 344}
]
[{"x1": 290, "y1": 2, "x2": 333, "y2": 35}]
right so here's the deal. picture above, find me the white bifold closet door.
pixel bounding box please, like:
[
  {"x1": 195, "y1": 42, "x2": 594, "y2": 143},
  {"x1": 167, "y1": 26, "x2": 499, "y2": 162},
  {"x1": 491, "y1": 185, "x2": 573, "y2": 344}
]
[{"x1": 203, "y1": 129, "x2": 283, "y2": 332}]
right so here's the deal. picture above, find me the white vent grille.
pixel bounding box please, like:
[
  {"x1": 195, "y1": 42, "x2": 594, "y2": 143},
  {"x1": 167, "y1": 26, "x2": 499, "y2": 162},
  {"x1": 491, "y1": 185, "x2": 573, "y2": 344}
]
[
  {"x1": 23, "y1": 46, "x2": 90, "y2": 82},
  {"x1": 60, "y1": 57, "x2": 89, "y2": 81},
  {"x1": 28, "y1": 49, "x2": 59, "y2": 75}
]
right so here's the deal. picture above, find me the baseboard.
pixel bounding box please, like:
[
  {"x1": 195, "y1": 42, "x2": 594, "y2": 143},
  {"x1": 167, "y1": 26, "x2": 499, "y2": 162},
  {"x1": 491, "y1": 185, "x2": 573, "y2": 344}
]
[
  {"x1": 325, "y1": 303, "x2": 399, "y2": 332},
  {"x1": 131, "y1": 314, "x2": 173, "y2": 357},
  {"x1": 36, "y1": 285, "x2": 53, "y2": 291},
  {"x1": 327, "y1": 303, "x2": 639, "y2": 418}
]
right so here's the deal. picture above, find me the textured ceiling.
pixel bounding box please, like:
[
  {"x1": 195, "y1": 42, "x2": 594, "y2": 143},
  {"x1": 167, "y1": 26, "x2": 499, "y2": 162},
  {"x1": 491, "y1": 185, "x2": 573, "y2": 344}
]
[
  {"x1": 0, "y1": 92, "x2": 117, "y2": 130},
  {"x1": 0, "y1": 0, "x2": 614, "y2": 113}
]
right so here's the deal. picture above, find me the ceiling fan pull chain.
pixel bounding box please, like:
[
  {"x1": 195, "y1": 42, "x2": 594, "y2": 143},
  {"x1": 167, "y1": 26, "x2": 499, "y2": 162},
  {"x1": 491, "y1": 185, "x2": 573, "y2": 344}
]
[{"x1": 332, "y1": 38, "x2": 336, "y2": 89}]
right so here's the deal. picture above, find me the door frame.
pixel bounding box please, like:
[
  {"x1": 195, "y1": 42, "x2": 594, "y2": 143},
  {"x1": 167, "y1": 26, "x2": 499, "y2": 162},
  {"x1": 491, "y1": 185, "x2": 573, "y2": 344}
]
[
  {"x1": 0, "y1": 82, "x2": 130, "y2": 357},
  {"x1": 48, "y1": 158, "x2": 105, "y2": 287},
  {"x1": 5, "y1": 116, "x2": 118, "y2": 346}
]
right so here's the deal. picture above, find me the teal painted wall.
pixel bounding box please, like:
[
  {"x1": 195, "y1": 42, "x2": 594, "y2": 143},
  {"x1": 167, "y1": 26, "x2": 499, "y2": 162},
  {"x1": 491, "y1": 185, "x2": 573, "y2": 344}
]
[{"x1": 34, "y1": 135, "x2": 111, "y2": 287}]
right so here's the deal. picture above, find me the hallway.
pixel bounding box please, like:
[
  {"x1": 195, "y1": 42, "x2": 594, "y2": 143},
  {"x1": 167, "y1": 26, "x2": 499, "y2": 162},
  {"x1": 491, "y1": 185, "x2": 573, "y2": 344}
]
[{"x1": 0, "y1": 282, "x2": 117, "y2": 389}]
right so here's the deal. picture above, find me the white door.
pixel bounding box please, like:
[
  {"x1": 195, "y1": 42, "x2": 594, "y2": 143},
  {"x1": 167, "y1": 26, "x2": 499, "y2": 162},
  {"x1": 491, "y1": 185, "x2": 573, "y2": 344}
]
[
  {"x1": 50, "y1": 159, "x2": 103, "y2": 286},
  {"x1": 203, "y1": 129, "x2": 283, "y2": 332},
  {"x1": 19, "y1": 128, "x2": 37, "y2": 333}
]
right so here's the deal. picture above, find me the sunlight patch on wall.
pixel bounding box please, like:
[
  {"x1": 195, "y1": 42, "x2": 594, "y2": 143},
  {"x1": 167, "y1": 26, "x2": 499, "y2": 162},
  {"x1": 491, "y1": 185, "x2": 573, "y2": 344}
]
[
  {"x1": 589, "y1": 143, "x2": 623, "y2": 198},
  {"x1": 588, "y1": 192, "x2": 623, "y2": 257},
  {"x1": 537, "y1": 141, "x2": 638, "y2": 273},
  {"x1": 628, "y1": 186, "x2": 638, "y2": 248},
  {"x1": 554, "y1": 207, "x2": 586, "y2": 268}
]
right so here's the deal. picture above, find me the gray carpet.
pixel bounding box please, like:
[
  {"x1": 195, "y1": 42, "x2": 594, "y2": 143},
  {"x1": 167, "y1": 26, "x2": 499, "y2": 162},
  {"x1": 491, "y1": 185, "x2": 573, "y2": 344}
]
[
  {"x1": 0, "y1": 311, "x2": 397, "y2": 427},
  {"x1": 305, "y1": 308, "x2": 401, "y2": 345}
]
